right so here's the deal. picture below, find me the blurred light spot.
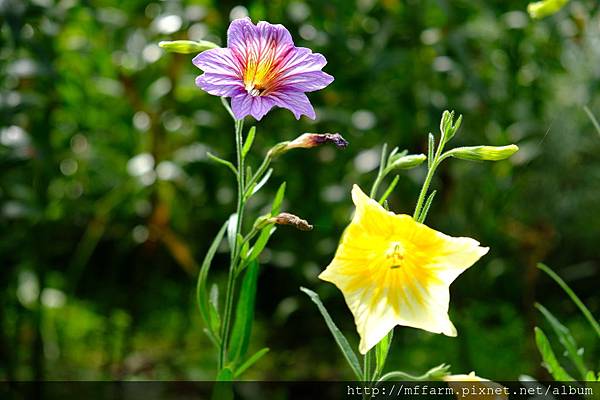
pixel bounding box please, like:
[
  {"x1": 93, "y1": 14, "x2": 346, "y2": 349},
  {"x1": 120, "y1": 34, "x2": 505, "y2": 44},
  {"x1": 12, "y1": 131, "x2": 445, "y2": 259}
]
[
  {"x1": 8, "y1": 59, "x2": 37, "y2": 77},
  {"x1": 66, "y1": 181, "x2": 84, "y2": 199},
  {"x1": 94, "y1": 77, "x2": 124, "y2": 97},
  {"x1": 139, "y1": 171, "x2": 157, "y2": 186},
  {"x1": 145, "y1": 3, "x2": 161, "y2": 19},
  {"x1": 127, "y1": 153, "x2": 155, "y2": 177},
  {"x1": 60, "y1": 158, "x2": 78, "y2": 176},
  {"x1": 134, "y1": 199, "x2": 152, "y2": 217},
  {"x1": 163, "y1": 114, "x2": 183, "y2": 132},
  {"x1": 321, "y1": 184, "x2": 345, "y2": 203},
  {"x1": 97, "y1": 7, "x2": 128, "y2": 27},
  {"x1": 174, "y1": 143, "x2": 208, "y2": 163},
  {"x1": 157, "y1": 161, "x2": 181, "y2": 181},
  {"x1": 347, "y1": 37, "x2": 364, "y2": 52},
  {"x1": 148, "y1": 77, "x2": 172, "y2": 99},
  {"x1": 21, "y1": 24, "x2": 34, "y2": 39},
  {"x1": 216, "y1": 187, "x2": 234, "y2": 204},
  {"x1": 302, "y1": 262, "x2": 321, "y2": 281},
  {"x1": 188, "y1": 23, "x2": 208, "y2": 40},
  {"x1": 357, "y1": 0, "x2": 376, "y2": 13},
  {"x1": 272, "y1": 251, "x2": 296, "y2": 268},
  {"x1": 503, "y1": 11, "x2": 528, "y2": 29},
  {"x1": 229, "y1": 6, "x2": 248, "y2": 20},
  {"x1": 133, "y1": 111, "x2": 151, "y2": 131},
  {"x1": 430, "y1": 91, "x2": 447, "y2": 108},
  {"x1": 2, "y1": 201, "x2": 27, "y2": 219},
  {"x1": 193, "y1": 110, "x2": 216, "y2": 126},
  {"x1": 132, "y1": 225, "x2": 150, "y2": 243},
  {"x1": 1, "y1": 125, "x2": 28, "y2": 147},
  {"x1": 274, "y1": 297, "x2": 299, "y2": 323},
  {"x1": 361, "y1": 17, "x2": 380, "y2": 34},
  {"x1": 433, "y1": 56, "x2": 453, "y2": 72},
  {"x1": 186, "y1": 5, "x2": 206, "y2": 21},
  {"x1": 41, "y1": 288, "x2": 66, "y2": 308},
  {"x1": 17, "y1": 271, "x2": 39, "y2": 307},
  {"x1": 154, "y1": 14, "x2": 182, "y2": 34},
  {"x1": 143, "y1": 44, "x2": 162, "y2": 63},
  {"x1": 287, "y1": 1, "x2": 310, "y2": 22},
  {"x1": 299, "y1": 24, "x2": 317, "y2": 41},
  {"x1": 354, "y1": 148, "x2": 380, "y2": 173},
  {"x1": 351, "y1": 110, "x2": 376, "y2": 130},
  {"x1": 420, "y1": 28, "x2": 441, "y2": 45},
  {"x1": 3, "y1": 91, "x2": 22, "y2": 107},
  {"x1": 71, "y1": 134, "x2": 89, "y2": 154},
  {"x1": 559, "y1": 19, "x2": 577, "y2": 37}
]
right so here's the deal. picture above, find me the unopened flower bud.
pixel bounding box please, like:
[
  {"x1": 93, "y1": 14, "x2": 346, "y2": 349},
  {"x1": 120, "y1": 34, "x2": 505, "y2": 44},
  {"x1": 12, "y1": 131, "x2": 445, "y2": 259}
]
[
  {"x1": 388, "y1": 153, "x2": 427, "y2": 170},
  {"x1": 268, "y1": 212, "x2": 313, "y2": 231},
  {"x1": 159, "y1": 40, "x2": 219, "y2": 54},
  {"x1": 527, "y1": 0, "x2": 568, "y2": 19},
  {"x1": 267, "y1": 133, "x2": 348, "y2": 159},
  {"x1": 446, "y1": 144, "x2": 519, "y2": 162}
]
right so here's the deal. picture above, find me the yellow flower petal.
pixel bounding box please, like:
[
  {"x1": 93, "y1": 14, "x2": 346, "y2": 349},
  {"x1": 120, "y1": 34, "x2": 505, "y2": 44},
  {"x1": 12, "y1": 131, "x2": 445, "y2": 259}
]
[
  {"x1": 319, "y1": 185, "x2": 489, "y2": 354},
  {"x1": 444, "y1": 372, "x2": 508, "y2": 400}
]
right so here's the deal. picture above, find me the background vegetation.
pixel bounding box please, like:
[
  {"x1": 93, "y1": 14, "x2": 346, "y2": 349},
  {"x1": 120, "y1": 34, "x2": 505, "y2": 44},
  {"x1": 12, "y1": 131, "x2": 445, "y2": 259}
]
[{"x1": 1, "y1": 0, "x2": 599, "y2": 381}]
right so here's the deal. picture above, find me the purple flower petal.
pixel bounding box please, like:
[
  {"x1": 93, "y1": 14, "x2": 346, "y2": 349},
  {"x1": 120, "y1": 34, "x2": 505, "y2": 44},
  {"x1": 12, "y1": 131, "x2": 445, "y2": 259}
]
[
  {"x1": 268, "y1": 90, "x2": 316, "y2": 120},
  {"x1": 231, "y1": 93, "x2": 276, "y2": 121},
  {"x1": 192, "y1": 48, "x2": 241, "y2": 76}
]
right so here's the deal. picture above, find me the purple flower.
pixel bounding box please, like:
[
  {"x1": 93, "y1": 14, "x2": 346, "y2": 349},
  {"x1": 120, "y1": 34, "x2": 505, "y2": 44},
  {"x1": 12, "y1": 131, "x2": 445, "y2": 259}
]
[{"x1": 193, "y1": 18, "x2": 334, "y2": 121}]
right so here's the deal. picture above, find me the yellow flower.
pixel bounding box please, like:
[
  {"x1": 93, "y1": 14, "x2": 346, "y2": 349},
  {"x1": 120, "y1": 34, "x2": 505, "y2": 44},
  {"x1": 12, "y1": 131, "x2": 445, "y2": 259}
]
[
  {"x1": 319, "y1": 185, "x2": 489, "y2": 354},
  {"x1": 444, "y1": 372, "x2": 508, "y2": 400}
]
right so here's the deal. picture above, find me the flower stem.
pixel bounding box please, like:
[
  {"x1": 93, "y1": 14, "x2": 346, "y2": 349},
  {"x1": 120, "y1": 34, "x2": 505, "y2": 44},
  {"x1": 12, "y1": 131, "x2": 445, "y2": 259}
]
[
  {"x1": 218, "y1": 117, "x2": 245, "y2": 370},
  {"x1": 413, "y1": 139, "x2": 445, "y2": 223}
]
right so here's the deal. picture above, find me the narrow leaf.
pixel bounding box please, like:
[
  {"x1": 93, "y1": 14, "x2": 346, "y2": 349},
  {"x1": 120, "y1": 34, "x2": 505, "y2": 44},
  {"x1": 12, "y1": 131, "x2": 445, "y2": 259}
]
[
  {"x1": 207, "y1": 152, "x2": 237, "y2": 176},
  {"x1": 536, "y1": 303, "x2": 588, "y2": 378},
  {"x1": 271, "y1": 182, "x2": 287, "y2": 215},
  {"x1": 228, "y1": 260, "x2": 260, "y2": 363},
  {"x1": 248, "y1": 226, "x2": 276, "y2": 261},
  {"x1": 234, "y1": 348, "x2": 270, "y2": 378},
  {"x1": 251, "y1": 168, "x2": 273, "y2": 196},
  {"x1": 418, "y1": 190, "x2": 437, "y2": 223},
  {"x1": 534, "y1": 327, "x2": 574, "y2": 381},
  {"x1": 197, "y1": 221, "x2": 228, "y2": 339},
  {"x1": 374, "y1": 330, "x2": 393, "y2": 380},
  {"x1": 300, "y1": 287, "x2": 363, "y2": 380},
  {"x1": 538, "y1": 263, "x2": 600, "y2": 338},
  {"x1": 378, "y1": 175, "x2": 399, "y2": 205},
  {"x1": 427, "y1": 133, "x2": 435, "y2": 169},
  {"x1": 242, "y1": 126, "x2": 256, "y2": 158},
  {"x1": 227, "y1": 214, "x2": 238, "y2": 254}
]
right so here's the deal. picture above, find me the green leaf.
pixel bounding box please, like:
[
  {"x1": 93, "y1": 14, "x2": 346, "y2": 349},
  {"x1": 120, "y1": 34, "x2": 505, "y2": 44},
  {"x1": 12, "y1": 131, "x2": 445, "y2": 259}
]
[
  {"x1": 583, "y1": 106, "x2": 600, "y2": 137},
  {"x1": 158, "y1": 39, "x2": 219, "y2": 54},
  {"x1": 538, "y1": 263, "x2": 600, "y2": 338},
  {"x1": 234, "y1": 348, "x2": 270, "y2": 378},
  {"x1": 248, "y1": 226, "x2": 276, "y2": 261},
  {"x1": 300, "y1": 287, "x2": 363, "y2": 380},
  {"x1": 427, "y1": 133, "x2": 435, "y2": 169},
  {"x1": 250, "y1": 168, "x2": 273, "y2": 196},
  {"x1": 534, "y1": 327, "x2": 574, "y2": 381},
  {"x1": 228, "y1": 260, "x2": 260, "y2": 363},
  {"x1": 207, "y1": 152, "x2": 237, "y2": 176},
  {"x1": 196, "y1": 221, "x2": 228, "y2": 341},
  {"x1": 535, "y1": 303, "x2": 588, "y2": 378},
  {"x1": 242, "y1": 126, "x2": 256, "y2": 158},
  {"x1": 227, "y1": 213, "x2": 238, "y2": 254},
  {"x1": 417, "y1": 190, "x2": 437, "y2": 223},
  {"x1": 271, "y1": 182, "x2": 287, "y2": 215},
  {"x1": 374, "y1": 330, "x2": 393, "y2": 380}
]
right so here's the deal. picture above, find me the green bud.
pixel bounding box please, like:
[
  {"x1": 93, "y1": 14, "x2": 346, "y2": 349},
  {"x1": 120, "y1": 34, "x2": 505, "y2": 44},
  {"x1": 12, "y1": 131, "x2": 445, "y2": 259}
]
[
  {"x1": 440, "y1": 110, "x2": 462, "y2": 144},
  {"x1": 388, "y1": 153, "x2": 427, "y2": 170},
  {"x1": 158, "y1": 40, "x2": 219, "y2": 54},
  {"x1": 445, "y1": 144, "x2": 519, "y2": 161},
  {"x1": 266, "y1": 142, "x2": 290, "y2": 159},
  {"x1": 527, "y1": 0, "x2": 569, "y2": 19}
]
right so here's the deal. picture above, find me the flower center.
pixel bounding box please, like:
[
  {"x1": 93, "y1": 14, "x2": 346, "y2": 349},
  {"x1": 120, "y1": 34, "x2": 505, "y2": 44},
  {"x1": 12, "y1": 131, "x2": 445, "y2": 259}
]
[
  {"x1": 385, "y1": 241, "x2": 405, "y2": 269},
  {"x1": 245, "y1": 82, "x2": 266, "y2": 97}
]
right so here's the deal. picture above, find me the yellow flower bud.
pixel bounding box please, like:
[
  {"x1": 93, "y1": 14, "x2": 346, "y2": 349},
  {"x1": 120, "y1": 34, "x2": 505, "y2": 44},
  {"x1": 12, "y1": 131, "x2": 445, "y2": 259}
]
[
  {"x1": 445, "y1": 144, "x2": 519, "y2": 162},
  {"x1": 527, "y1": 0, "x2": 569, "y2": 19},
  {"x1": 159, "y1": 40, "x2": 219, "y2": 54}
]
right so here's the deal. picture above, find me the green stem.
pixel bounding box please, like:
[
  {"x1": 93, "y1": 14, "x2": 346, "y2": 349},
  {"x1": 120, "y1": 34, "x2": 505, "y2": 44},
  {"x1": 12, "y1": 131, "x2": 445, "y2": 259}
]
[
  {"x1": 369, "y1": 143, "x2": 388, "y2": 198},
  {"x1": 363, "y1": 350, "x2": 373, "y2": 384},
  {"x1": 413, "y1": 139, "x2": 445, "y2": 222},
  {"x1": 218, "y1": 118, "x2": 245, "y2": 370}
]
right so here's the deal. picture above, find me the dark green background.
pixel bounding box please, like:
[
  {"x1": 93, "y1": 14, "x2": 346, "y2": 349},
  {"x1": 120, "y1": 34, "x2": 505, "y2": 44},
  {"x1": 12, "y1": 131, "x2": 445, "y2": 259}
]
[{"x1": 1, "y1": 0, "x2": 598, "y2": 381}]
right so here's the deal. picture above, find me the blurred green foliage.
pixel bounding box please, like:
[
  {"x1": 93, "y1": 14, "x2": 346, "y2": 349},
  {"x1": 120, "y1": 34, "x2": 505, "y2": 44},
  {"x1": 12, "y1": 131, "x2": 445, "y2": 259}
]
[{"x1": 1, "y1": 0, "x2": 599, "y2": 381}]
